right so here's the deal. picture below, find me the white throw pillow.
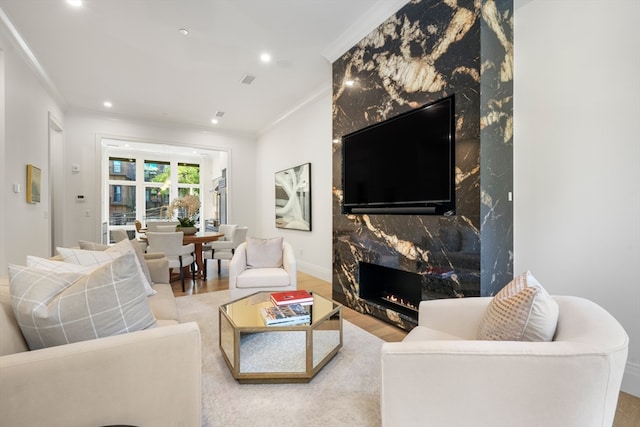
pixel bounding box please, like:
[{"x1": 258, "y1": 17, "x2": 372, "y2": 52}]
[
  {"x1": 77, "y1": 240, "x2": 109, "y2": 251},
  {"x1": 59, "y1": 239, "x2": 155, "y2": 296},
  {"x1": 9, "y1": 253, "x2": 157, "y2": 350},
  {"x1": 79, "y1": 238, "x2": 154, "y2": 287},
  {"x1": 246, "y1": 237, "x2": 284, "y2": 268},
  {"x1": 477, "y1": 271, "x2": 559, "y2": 341},
  {"x1": 26, "y1": 256, "x2": 95, "y2": 273}
]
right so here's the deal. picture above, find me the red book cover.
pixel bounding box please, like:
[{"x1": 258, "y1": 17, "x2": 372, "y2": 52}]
[{"x1": 270, "y1": 290, "x2": 314, "y2": 306}]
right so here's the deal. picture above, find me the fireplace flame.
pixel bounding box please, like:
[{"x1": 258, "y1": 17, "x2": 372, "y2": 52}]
[{"x1": 382, "y1": 292, "x2": 418, "y2": 312}]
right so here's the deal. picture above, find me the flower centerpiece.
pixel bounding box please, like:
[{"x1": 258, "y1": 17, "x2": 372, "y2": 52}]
[{"x1": 167, "y1": 194, "x2": 200, "y2": 234}]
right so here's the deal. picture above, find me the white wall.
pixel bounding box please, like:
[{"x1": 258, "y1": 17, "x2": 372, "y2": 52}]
[
  {"x1": 514, "y1": 0, "x2": 640, "y2": 396},
  {"x1": 0, "y1": 30, "x2": 65, "y2": 273},
  {"x1": 62, "y1": 111, "x2": 258, "y2": 247},
  {"x1": 0, "y1": 49, "x2": 6, "y2": 275},
  {"x1": 256, "y1": 89, "x2": 333, "y2": 281}
]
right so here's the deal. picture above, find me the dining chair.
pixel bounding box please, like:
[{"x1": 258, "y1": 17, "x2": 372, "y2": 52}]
[
  {"x1": 203, "y1": 226, "x2": 248, "y2": 277},
  {"x1": 202, "y1": 224, "x2": 236, "y2": 276},
  {"x1": 146, "y1": 231, "x2": 196, "y2": 291},
  {"x1": 146, "y1": 221, "x2": 180, "y2": 232}
]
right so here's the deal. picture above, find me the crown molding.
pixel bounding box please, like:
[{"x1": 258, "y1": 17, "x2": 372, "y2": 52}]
[
  {"x1": 259, "y1": 83, "x2": 331, "y2": 136},
  {"x1": 0, "y1": 7, "x2": 67, "y2": 109},
  {"x1": 321, "y1": 0, "x2": 410, "y2": 62}
]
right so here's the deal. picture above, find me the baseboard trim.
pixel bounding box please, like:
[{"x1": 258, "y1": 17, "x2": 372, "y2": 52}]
[
  {"x1": 622, "y1": 361, "x2": 640, "y2": 397},
  {"x1": 297, "y1": 261, "x2": 331, "y2": 283}
]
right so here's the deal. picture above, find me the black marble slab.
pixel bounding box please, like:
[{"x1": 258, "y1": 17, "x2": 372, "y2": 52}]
[{"x1": 332, "y1": 0, "x2": 513, "y2": 330}]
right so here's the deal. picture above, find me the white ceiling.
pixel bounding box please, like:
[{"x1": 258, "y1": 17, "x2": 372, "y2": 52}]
[{"x1": 0, "y1": 0, "x2": 409, "y2": 135}]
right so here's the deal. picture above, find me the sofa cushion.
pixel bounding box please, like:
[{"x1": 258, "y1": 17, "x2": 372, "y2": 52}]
[
  {"x1": 147, "y1": 283, "x2": 180, "y2": 322},
  {"x1": 8, "y1": 253, "x2": 157, "y2": 350},
  {"x1": 236, "y1": 268, "x2": 291, "y2": 288},
  {"x1": 477, "y1": 271, "x2": 559, "y2": 341},
  {"x1": 246, "y1": 237, "x2": 283, "y2": 268},
  {"x1": 59, "y1": 238, "x2": 155, "y2": 296},
  {"x1": 0, "y1": 287, "x2": 29, "y2": 356},
  {"x1": 403, "y1": 325, "x2": 467, "y2": 342}
]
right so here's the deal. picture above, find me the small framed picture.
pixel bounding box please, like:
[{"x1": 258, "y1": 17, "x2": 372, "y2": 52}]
[{"x1": 26, "y1": 164, "x2": 41, "y2": 204}]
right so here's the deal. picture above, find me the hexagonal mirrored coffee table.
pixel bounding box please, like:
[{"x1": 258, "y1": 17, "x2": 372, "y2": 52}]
[{"x1": 219, "y1": 291, "x2": 342, "y2": 383}]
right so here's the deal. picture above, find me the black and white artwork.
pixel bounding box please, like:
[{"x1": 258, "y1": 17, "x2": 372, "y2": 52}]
[{"x1": 275, "y1": 163, "x2": 311, "y2": 231}]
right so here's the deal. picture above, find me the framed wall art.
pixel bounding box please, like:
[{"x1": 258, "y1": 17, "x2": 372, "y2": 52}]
[
  {"x1": 275, "y1": 162, "x2": 311, "y2": 231},
  {"x1": 26, "y1": 164, "x2": 41, "y2": 204}
]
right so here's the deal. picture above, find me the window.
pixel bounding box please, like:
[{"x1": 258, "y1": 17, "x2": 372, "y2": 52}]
[
  {"x1": 104, "y1": 141, "x2": 228, "y2": 239},
  {"x1": 109, "y1": 158, "x2": 135, "y2": 181},
  {"x1": 144, "y1": 160, "x2": 169, "y2": 183},
  {"x1": 145, "y1": 186, "x2": 170, "y2": 220},
  {"x1": 177, "y1": 162, "x2": 200, "y2": 203},
  {"x1": 107, "y1": 156, "x2": 204, "y2": 226},
  {"x1": 113, "y1": 185, "x2": 122, "y2": 202},
  {"x1": 109, "y1": 185, "x2": 135, "y2": 225}
]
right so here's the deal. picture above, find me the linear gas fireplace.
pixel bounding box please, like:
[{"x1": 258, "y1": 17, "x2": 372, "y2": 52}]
[{"x1": 358, "y1": 262, "x2": 422, "y2": 321}]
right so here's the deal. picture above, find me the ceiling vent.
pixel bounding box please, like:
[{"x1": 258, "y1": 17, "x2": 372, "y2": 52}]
[
  {"x1": 214, "y1": 111, "x2": 225, "y2": 118},
  {"x1": 240, "y1": 74, "x2": 256, "y2": 85}
]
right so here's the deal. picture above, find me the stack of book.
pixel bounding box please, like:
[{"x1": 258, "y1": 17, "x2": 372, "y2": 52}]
[
  {"x1": 261, "y1": 303, "x2": 310, "y2": 326},
  {"x1": 270, "y1": 290, "x2": 314, "y2": 306}
]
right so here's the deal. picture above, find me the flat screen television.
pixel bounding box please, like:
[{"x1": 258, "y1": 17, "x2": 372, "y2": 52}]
[{"x1": 341, "y1": 95, "x2": 455, "y2": 215}]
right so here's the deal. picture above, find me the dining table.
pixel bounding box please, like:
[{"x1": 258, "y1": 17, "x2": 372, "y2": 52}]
[
  {"x1": 139, "y1": 230, "x2": 224, "y2": 279},
  {"x1": 181, "y1": 231, "x2": 224, "y2": 278}
]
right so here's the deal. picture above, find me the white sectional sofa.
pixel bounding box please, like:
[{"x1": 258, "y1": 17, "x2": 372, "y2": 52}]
[{"x1": 0, "y1": 253, "x2": 202, "y2": 427}]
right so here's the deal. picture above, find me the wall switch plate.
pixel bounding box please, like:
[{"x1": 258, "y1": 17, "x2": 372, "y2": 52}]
[{"x1": 13, "y1": 184, "x2": 21, "y2": 193}]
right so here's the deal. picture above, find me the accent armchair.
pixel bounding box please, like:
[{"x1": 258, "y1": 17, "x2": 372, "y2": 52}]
[
  {"x1": 146, "y1": 231, "x2": 195, "y2": 292},
  {"x1": 380, "y1": 296, "x2": 629, "y2": 427},
  {"x1": 228, "y1": 238, "x2": 296, "y2": 298}
]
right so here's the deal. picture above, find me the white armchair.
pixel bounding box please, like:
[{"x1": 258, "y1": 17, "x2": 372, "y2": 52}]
[
  {"x1": 146, "y1": 231, "x2": 195, "y2": 292},
  {"x1": 203, "y1": 226, "x2": 248, "y2": 277},
  {"x1": 228, "y1": 238, "x2": 296, "y2": 298},
  {"x1": 380, "y1": 296, "x2": 629, "y2": 427}
]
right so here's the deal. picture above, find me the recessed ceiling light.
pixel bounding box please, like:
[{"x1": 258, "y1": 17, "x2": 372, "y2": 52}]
[
  {"x1": 103, "y1": 101, "x2": 112, "y2": 108},
  {"x1": 66, "y1": 0, "x2": 82, "y2": 7},
  {"x1": 210, "y1": 118, "x2": 219, "y2": 124},
  {"x1": 178, "y1": 28, "x2": 189, "y2": 35},
  {"x1": 260, "y1": 52, "x2": 272, "y2": 63}
]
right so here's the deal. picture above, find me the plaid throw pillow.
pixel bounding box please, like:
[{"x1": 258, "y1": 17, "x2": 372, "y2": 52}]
[
  {"x1": 9, "y1": 253, "x2": 157, "y2": 350},
  {"x1": 59, "y1": 238, "x2": 155, "y2": 296}
]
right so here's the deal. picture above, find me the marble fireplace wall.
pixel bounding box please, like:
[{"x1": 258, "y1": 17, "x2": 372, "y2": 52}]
[{"x1": 332, "y1": 0, "x2": 513, "y2": 330}]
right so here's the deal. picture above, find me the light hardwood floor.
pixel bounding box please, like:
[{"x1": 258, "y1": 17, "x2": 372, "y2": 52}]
[{"x1": 172, "y1": 266, "x2": 640, "y2": 427}]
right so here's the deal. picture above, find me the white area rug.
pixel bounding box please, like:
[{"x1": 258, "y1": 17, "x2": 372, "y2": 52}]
[{"x1": 176, "y1": 290, "x2": 383, "y2": 427}]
